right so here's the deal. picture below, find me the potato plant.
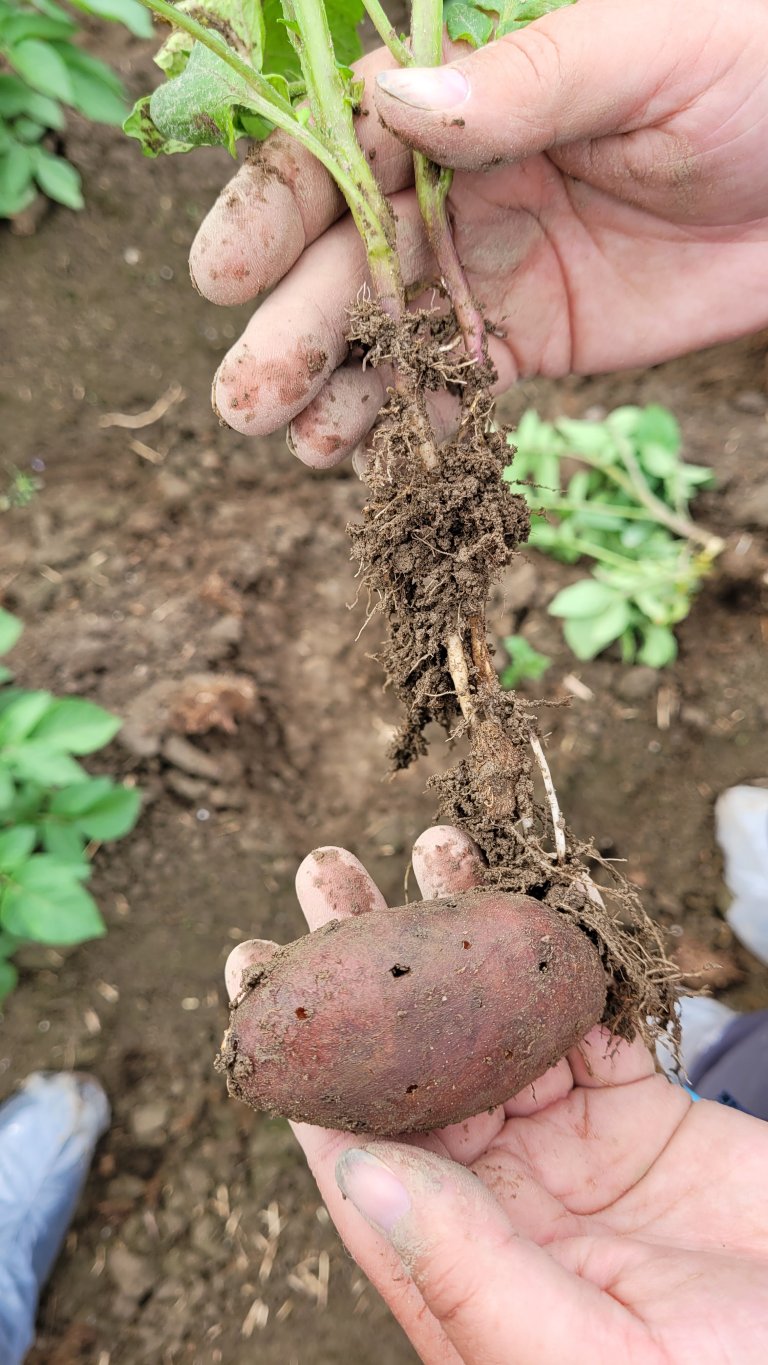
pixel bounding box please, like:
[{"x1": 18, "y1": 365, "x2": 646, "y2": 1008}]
[
  {"x1": 507, "y1": 403, "x2": 722, "y2": 666},
  {"x1": 0, "y1": 610, "x2": 140, "y2": 1000},
  {"x1": 130, "y1": 0, "x2": 679, "y2": 1133},
  {"x1": 0, "y1": 0, "x2": 153, "y2": 216}
]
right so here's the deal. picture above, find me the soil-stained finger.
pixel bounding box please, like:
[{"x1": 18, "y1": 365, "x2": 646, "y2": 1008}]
[
  {"x1": 295, "y1": 846, "x2": 388, "y2": 931},
  {"x1": 189, "y1": 49, "x2": 414, "y2": 309},
  {"x1": 225, "y1": 938, "x2": 279, "y2": 1001},
  {"x1": 288, "y1": 362, "x2": 389, "y2": 469},
  {"x1": 567, "y1": 1025, "x2": 655, "y2": 1088},
  {"x1": 503, "y1": 1056, "x2": 574, "y2": 1117},
  {"x1": 213, "y1": 191, "x2": 433, "y2": 435},
  {"x1": 412, "y1": 825, "x2": 484, "y2": 899}
]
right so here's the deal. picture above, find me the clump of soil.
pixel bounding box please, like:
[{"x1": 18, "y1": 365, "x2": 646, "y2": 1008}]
[{"x1": 347, "y1": 299, "x2": 680, "y2": 1054}]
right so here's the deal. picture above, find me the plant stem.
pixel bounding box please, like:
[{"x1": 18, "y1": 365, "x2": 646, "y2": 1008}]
[
  {"x1": 284, "y1": 0, "x2": 404, "y2": 313},
  {"x1": 361, "y1": 0, "x2": 413, "y2": 66},
  {"x1": 409, "y1": 0, "x2": 487, "y2": 367},
  {"x1": 139, "y1": 0, "x2": 403, "y2": 310},
  {"x1": 553, "y1": 432, "x2": 724, "y2": 558}
]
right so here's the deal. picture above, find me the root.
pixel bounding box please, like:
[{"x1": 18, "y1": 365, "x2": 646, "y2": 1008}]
[{"x1": 347, "y1": 299, "x2": 680, "y2": 1058}]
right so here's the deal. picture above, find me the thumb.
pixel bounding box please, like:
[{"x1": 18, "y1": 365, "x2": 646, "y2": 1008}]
[
  {"x1": 336, "y1": 1143, "x2": 635, "y2": 1365},
  {"x1": 373, "y1": 0, "x2": 690, "y2": 170}
]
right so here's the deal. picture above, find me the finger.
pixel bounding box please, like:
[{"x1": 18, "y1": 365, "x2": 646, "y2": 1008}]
[
  {"x1": 288, "y1": 361, "x2": 389, "y2": 469},
  {"x1": 295, "y1": 846, "x2": 388, "y2": 930},
  {"x1": 213, "y1": 192, "x2": 433, "y2": 434},
  {"x1": 336, "y1": 1143, "x2": 640, "y2": 1365},
  {"x1": 372, "y1": 0, "x2": 697, "y2": 171},
  {"x1": 567, "y1": 1026, "x2": 656, "y2": 1088},
  {"x1": 504, "y1": 1056, "x2": 574, "y2": 1117},
  {"x1": 293, "y1": 1123, "x2": 462, "y2": 1365},
  {"x1": 190, "y1": 49, "x2": 414, "y2": 308},
  {"x1": 224, "y1": 938, "x2": 279, "y2": 1000},
  {"x1": 411, "y1": 825, "x2": 484, "y2": 900}
]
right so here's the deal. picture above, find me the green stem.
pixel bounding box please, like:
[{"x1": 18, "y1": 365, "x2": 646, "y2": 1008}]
[
  {"x1": 139, "y1": 0, "x2": 401, "y2": 307},
  {"x1": 553, "y1": 431, "x2": 724, "y2": 557},
  {"x1": 361, "y1": 0, "x2": 413, "y2": 65},
  {"x1": 283, "y1": 0, "x2": 404, "y2": 313},
  {"x1": 409, "y1": 0, "x2": 487, "y2": 367}
]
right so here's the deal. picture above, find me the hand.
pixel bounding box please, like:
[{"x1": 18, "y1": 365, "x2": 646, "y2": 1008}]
[
  {"x1": 225, "y1": 826, "x2": 768, "y2": 1364},
  {"x1": 192, "y1": 0, "x2": 768, "y2": 469}
]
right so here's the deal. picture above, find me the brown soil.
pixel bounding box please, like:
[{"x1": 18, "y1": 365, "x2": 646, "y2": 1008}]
[{"x1": 1, "y1": 28, "x2": 767, "y2": 1365}]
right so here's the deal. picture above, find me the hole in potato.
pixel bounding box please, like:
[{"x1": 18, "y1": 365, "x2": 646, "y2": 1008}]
[
  {"x1": 295, "y1": 1006, "x2": 309, "y2": 1019},
  {"x1": 405, "y1": 1083, "x2": 418, "y2": 1094},
  {"x1": 462, "y1": 940, "x2": 471, "y2": 949},
  {"x1": 538, "y1": 960, "x2": 549, "y2": 973},
  {"x1": 390, "y1": 963, "x2": 411, "y2": 978}
]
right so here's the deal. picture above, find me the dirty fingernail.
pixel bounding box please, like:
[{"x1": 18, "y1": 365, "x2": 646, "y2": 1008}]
[
  {"x1": 336, "y1": 1150, "x2": 411, "y2": 1233},
  {"x1": 376, "y1": 67, "x2": 470, "y2": 112}
]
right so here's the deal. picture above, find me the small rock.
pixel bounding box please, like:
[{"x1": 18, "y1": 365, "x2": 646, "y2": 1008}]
[
  {"x1": 673, "y1": 934, "x2": 745, "y2": 991},
  {"x1": 208, "y1": 785, "x2": 246, "y2": 809},
  {"x1": 728, "y1": 480, "x2": 768, "y2": 530},
  {"x1": 501, "y1": 558, "x2": 540, "y2": 612},
  {"x1": 130, "y1": 1100, "x2": 170, "y2": 1145},
  {"x1": 165, "y1": 770, "x2": 207, "y2": 802},
  {"x1": 108, "y1": 1247, "x2": 155, "y2": 1302},
  {"x1": 169, "y1": 672, "x2": 257, "y2": 735},
  {"x1": 162, "y1": 733, "x2": 224, "y2": 781},
  {"x1": 615, "y1": 666, "x2": 659, "y2": 702},
  {"x1": 680, "y1": 705, "x2": 710, "y2": 731},
  {"x1": 732, "y1": 390, "x2": 767, "y2": 414},
  {"x1": 155, "y1": 471, "x2": 192, "y2": 510}
]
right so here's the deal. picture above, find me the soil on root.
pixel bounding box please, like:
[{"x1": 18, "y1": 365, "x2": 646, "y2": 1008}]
[{"x1": 348, "y1": 302, "x2": 680, "y2": 1058}]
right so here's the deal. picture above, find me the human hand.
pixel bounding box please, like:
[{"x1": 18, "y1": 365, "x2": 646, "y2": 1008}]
[
  {"x1": 192, "y1": 0, "x2": 768, "y2": 470},
  {"x1": 225, "y1": 826, "x2": 768, "y2": 1364}
]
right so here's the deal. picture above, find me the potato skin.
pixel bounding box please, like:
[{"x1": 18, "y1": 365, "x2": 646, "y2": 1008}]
[{"x1": 219, "y1": 891, "x2": 607, "y2": 1135}]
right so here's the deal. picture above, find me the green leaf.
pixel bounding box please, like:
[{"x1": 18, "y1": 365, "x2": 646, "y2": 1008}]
[
  {"x1": 548, "y1": 579, "x2": 625, "y2": 619},
  {"x1": 7, "y1": 38, "x2": 73, "y2": 102},
  {"x1": 0, "y1": 931, "x2": 21, "y2": 961},
  {"x1": 0, "y1": 610, "x2": 22, "y2": 656},
  {"x1": 74, "y1": 784, "x2": 140, "y2": 840},
  {"x1": 54, "y1": 45, "x2": 127, "y2": 123},
  {"x1": 155, "y1": 0, "x2": 264, "y2": 78},
  {"x1": 123, "y1": 95, "x2": 192, "y2": 156},
  {"x1": 563, "y1": 599, "x2": 633, "y2": 660},
  {"x1": 30, "y1": 697, "x2": 121, "y2": 754},
  {"x1": 49, "y1": 776, "x2": 113, "y2": 817},
  {"x1": 0, "y1": 667, "x2": 13, "y2": 685},
  {"x1": 0, "y1": 771, "x2": 14, "y2": 811},
  {"x1": 0, "y1": 74, "x2": 64, "y2": 127},
  {"x1": 497, "y1": 0, "x2": 577, "y2": 38},
  {"x1": 500, "y1": 635, "x2": 551, "y2": 690},
  {"x1": 0, "y1": 140, "x2": 34, "y2": 214},
  {"x1": 0, "y1": 824, "x2": 36, "y2": 872},
  {"x1": 67, "y1": 0, "x2": 153, "y2": 38},
  {"x1": 1, "y1": 858, "x2": 105, "y2": 944},
  {"x1": 0, "y1": 10, "x2": 76, "y2": 43},
  {"x1": 445, "y1": 0, "x2": 494, "y2": 47},
  {"x1": 40, "y1": 819, "x2": 88, "y2": 866},
  {"x1": 149, "y1": 41, "x2": 260, "y2": 155},
  {"x1": 9, "y1": 743, "x2": 86, "y2": 786},
  {"x1": 0, "y1": 691, "x2": 53, "y2": 745},
  {"x1": 0, "y1": 960, "x2": 18, "y2": 1002},
  {"x1": 13, "y1": 115, "x2": 46, "y2": 144},
  {"x1": 637, "y1": 623, "x2": 678, "y2": 669}
]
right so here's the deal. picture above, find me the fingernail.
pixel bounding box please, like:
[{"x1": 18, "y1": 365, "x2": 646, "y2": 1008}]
[
  {"x1": 336, "y1": 1150, "x2": 411, "y2": 1233},
  {"x1": 376, "y1": 67, "x2": 470, "y2": 112}
]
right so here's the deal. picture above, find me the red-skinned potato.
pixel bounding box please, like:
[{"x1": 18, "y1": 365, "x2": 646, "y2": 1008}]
[{"x1": 218, "y1": 890, "x2": 607, "y2": 1134}]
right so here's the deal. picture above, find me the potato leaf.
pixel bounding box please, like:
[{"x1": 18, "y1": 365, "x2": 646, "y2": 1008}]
[{"x1": 148, "y1": 41, "x2": 265, "y2": 155}]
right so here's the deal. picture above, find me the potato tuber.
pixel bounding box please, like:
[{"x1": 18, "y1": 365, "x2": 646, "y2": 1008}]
[{"x1": 218, "y1": 890, "x2": 608, "y2": 1135}]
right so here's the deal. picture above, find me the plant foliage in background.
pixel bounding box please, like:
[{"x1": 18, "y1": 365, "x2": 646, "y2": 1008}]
[
  {"x1": 505, "y1": 405, "x2": 723, "y2": 667},
  {"x1": 0, "y1": 0, "x2": 153, "y2": 216},
  {"x1": 0, "y1": 609, "x2": 140, "y2": 1002},
  {"x1": 499, "y1": 635, "x2": 550, "y2": 690}
]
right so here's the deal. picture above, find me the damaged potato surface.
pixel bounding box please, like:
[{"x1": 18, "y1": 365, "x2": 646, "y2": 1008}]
[{"x1": 218, "y1": 890, "x2": 607, "y2": 1135}]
